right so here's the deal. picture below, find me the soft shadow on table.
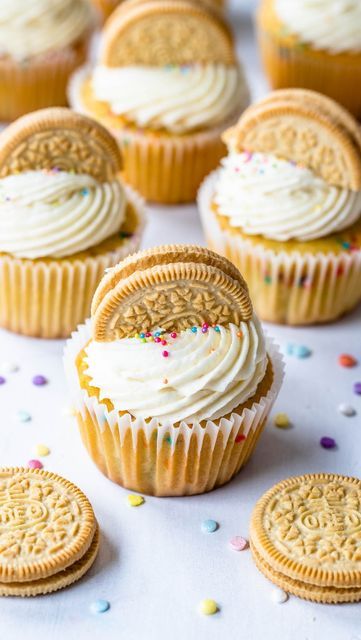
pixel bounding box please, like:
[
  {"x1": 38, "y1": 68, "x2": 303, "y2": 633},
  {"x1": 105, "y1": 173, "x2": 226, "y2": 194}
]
[{"x1": 77, "y1": 529, "x2": 118, "y2": 587}]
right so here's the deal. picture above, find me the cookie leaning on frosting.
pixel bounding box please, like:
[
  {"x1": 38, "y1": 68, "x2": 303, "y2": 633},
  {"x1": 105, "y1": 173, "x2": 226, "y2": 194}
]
[
  {"x1": 0, "y1": 0, "x2": 95, "y2": 121},
  {"x1": 257, "y1": 0, "x2": 361, "y2": 119},
  {"x1": 64, "y1": 244, "x2": 283, "y2": 497},
  {"x1": 198, "y1": 89, "x2": 361, "y2": 325},
  {"x1": 0, "y1": 108, "x2": 145, "y2": 339},
  {"x1": 69, "y1": 0, "x2": 249, "y2": 204}
]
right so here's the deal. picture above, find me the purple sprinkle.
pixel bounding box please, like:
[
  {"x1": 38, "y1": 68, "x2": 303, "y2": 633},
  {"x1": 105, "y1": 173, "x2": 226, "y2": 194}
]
[
  {"x1": 0, "y1": 376, "x2": 6, "y2": 385},
  {"x1": 32, "y1": 375, "x2": 48, "y2": 386},
  {"x1": 354, "y1": 382, "x2": 361, "y2": 395},
  {"x1": 320, "y1": 437, "x2": 336, "y2": 449}
]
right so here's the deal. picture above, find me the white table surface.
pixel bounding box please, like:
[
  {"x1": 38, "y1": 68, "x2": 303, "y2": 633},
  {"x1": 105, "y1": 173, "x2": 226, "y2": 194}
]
[{"x1": 1, "y1": 3, "x2": 361, "y2": 639}]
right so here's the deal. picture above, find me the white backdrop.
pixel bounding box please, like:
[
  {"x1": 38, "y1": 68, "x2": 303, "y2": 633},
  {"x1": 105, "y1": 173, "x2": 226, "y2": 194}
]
[{"x1": 0, "y1": 2, "x2": 361, "y2": 639}]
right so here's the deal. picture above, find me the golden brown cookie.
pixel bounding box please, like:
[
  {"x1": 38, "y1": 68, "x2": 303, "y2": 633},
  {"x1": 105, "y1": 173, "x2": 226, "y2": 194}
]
[
  {"x1": 91, "y1": 244, "x2": 253, "y2": 340},
  {"x1": 223, "y1": 89, "x2": 361, "y2": 190},
  {"x1": 0, "y1": 108, "x2": 122, "y2": 181},
  {"x1": 0, "y1": 526, "x2": 99, "y2": 597},
  {"x1": 101, "y1": 0, "x2": 236, "y2": 67},
  {"x1": 0, "y1": 468, "x2": 96, "y2": 585},
  {"x1": 250, "y1": 473, "x2": 361, "y2": 603}
]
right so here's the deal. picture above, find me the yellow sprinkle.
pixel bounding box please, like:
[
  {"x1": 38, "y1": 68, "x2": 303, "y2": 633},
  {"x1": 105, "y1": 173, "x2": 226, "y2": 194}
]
[
  {"x1": 274, "y1": 413, "x2": 290, "y2": 429},
  {"x1": 134, "y1": 333, "x2": 140, "y2": 339},
  {"x1": 127, "y1": 494, "x2": 145, "y2": 507},
  {"x1": 36, "y1": 444, "x2": 50, "y2": 457},
  {"x1": 199, "y1": 599, "x2": 218, "y2": 616}
]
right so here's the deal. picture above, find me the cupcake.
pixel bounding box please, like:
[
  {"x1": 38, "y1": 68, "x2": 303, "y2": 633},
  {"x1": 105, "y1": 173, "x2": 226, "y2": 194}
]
[
  {"x1": 0, "y1": 0, "x2": 95, "y2": 122},
  {"x1": 257, "y1": 0, "x2": 361, "y2": 119},
  {"x1": 92, "y1": 0, "x2": 226, "y2": 23},
  {"x1": 198, "y1": 89, "x2": 361, "y2": 325},
  {"x1": 64, "y1": 244, "x2": 283, "y2": 497},
  {"x1": 0, "y1": 108, "x2": 145, "y2": 338},
  {"x1": 69, "y1": 0, "x2": 249, "y2": 204}
]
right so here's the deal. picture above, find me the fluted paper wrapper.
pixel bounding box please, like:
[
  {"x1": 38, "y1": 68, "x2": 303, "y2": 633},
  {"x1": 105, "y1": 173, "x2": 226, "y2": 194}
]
[
  {"x1": 69, "y1": 66, "x2": 245, "y2": 204},
  {"x1": 198, "y1": 172, "x2": 361, "y2": 325},
  {"x1": 0, "y1": 32, "x2": 93, "y2": 122},
  {"x1": 0, "y1": 187, "x2": 145, "y2": 339},
  {"x1": 63, "y1": 321, "x2": 284, "y2": 497},
  {"x1": 257, "y1": 20, "x2": 361, "y2": 119}
]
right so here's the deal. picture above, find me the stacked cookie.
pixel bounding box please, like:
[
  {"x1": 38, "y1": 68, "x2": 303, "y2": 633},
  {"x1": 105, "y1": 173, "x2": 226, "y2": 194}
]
[
  {"x1": 250, "y1": 473, "x2": 361, "y2": 604},
  {"x1": 0, "y1": 468, "x2": 98, "y2": 596}
]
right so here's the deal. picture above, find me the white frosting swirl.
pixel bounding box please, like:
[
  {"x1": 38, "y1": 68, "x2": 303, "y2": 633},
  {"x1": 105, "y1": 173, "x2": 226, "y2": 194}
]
[
  {"x1": 0, "y1": 171, "x2": 126, "y2": 259},
  {"x1": 92, "y1": 64, "x2": 249, "y2": 133},
  {"x1": 214, "y1": 152, "x2": 361, "y2": 241},
  {"x1": 84, "y1": 318, "x2": 267, "y2": 425},
  {"x1": 0, "y1": 0, "x2": 93, "y2": 60},
  {"x1": 275, "y1": 0, "x2": 361, "y2": 53}
]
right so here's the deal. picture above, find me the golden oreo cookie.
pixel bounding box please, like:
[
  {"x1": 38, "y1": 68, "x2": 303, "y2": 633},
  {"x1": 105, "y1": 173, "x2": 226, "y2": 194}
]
[
  {"x1": 0, "y1": 468, "x2": 97, "y2": 593},
  {"x1": 223, "y1": 89, "x2": 361, "y2": 190},
  {"x1": 91, "y1": 244, "x2": 253, "y2": 340},
  {"x1": 250, "y1": 473, "x2": 361, "y2": 603},
  {"x1": 101, "y1": 0, "x2": 236, "y2": 67},
  {"x1": 0, "y1": 108, "x2": 122, "y2": 181}
]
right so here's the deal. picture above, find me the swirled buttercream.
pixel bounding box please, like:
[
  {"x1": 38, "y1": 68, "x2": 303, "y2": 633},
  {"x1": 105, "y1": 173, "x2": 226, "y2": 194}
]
[
  {"x1": 0, "y1": 170, "x2": 126, "y2": 259},
  {"x1": 0, "y1": 0, "x2": 93, "y2": 60},
  {"x1": 92, "y1": 63, "x2": 249, "y2": 133},
  {"x1": 275, "y1": 0, "x2": 361, "y2": 53},
  {"x1": 214, "y1": 152, "x2": 361, "y2": 241},
  {"x1": 84, "y1": 317, "x2": 267, "y2": 424}
]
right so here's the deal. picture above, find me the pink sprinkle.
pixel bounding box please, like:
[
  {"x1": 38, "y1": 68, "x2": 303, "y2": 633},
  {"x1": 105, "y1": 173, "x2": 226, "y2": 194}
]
[
  {"x1": 161, "y1": 340, "x2": 167, "y2": 346},
  {"x1": 229, "y1": 536, "x2": 248, "y2": 552},
  {"x1": 170, "y1": 332, "x2": 177, "y2": 339},
  {"x1": 154, "y1": 337, "x2": 161, "y2": 343},
  {"x1": 162, "y1": 351, "x2": 169, "y2": 358},
  {"x1": 202, "y1": 323, "x2": 209, "y2": 330},
  {"x1": 28, "y1": 459, "x2": 43, "y2": 470},
  {"x1": 145, "y1": 332, "x2": 152, "y2": 338},
  {"x1": 244, "y1": 151, "x2": 253, "y2": 163}
]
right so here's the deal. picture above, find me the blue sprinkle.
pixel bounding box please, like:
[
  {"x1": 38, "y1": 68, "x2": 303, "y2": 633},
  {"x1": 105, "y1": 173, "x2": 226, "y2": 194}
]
[
  {"x1": 139, "y1": 332, "x2": 145, "y2": 339},
  {"x1": 191, "y1": 327, "x2": 197, "y2": 333},
  {"x1": 154, "y1": 331, "x2": 161, "y2": 338},
  {"x1": 81, "y1": 188, "x2": 89, "y2": 196},
  {"x1": 293, "y1": 345, "x2": 312, "y2": 359},
  {"x1": 201, "y1": 519, "x2": 219, "y2": 534},
  {"x1": 214, "y1": 326, "x2": 220, "y2": 333},
  {"x1": 90, "y1": 599, "x2": 110, "y2": 614}
]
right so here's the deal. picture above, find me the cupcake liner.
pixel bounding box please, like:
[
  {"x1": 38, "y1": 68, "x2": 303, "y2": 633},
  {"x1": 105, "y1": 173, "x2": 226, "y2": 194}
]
[
  {"x1": 0, "y1": 187, "x2": 145, "y2": 339},
  {"x1": 0, "y1": 30, "x2": 92, "y2": 122},
  {"x1": 63, "y1": 321, "x2": 284, "y2": 497},
  {"x1": 256, "y1": 19, "x2": 361, "y2": 119},
  {"x1": 69, "y1": 66, "x2": 247, "y2": 204},
  {"x1": 198, "y1": 172, "x2": 361, "y2": 325}
]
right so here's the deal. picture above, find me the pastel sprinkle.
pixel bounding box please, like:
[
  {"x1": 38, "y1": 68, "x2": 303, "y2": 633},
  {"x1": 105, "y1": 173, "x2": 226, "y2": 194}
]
[
  {"x1": 0, "y1": 362, "x2": 19, "y2": 374},
  {"x1": 90, "y1": 600, "x2": 110, "y2": 614},
  {"x1": 338, "y1": 403, "x2": 356, "y2": 417},
  {"x1": 274, "y1": 413, "x2": 290, "y2": 429},
  {"x1": 154, "y1": 332, "x2": 161, "y2": 338},
  {"x1": 287, "y1": 344, "x2": 312, "y2": 358},
  {"x1": 145, "y1": 332, "x2": 152, "y2": 338},
  {"x1": 161, "y1": 339, "x2": 167, "y2": 346},
  {"x1": 127, "y1": 494, "x2": 144, "y2": 507},
  {"x1": 229, "y1": 536, "x2": 248, "y2": 551},
  {"x1": 165, "y1": 436, "x2": 172, "y2": 445},
  {"x1": 16, "y1": 410, "x2": 31, "y2": 423},
  {"x1": 214, "y1": 326, "x2": 220, "y2": 332},
  {"x1": 28, "y1": 459, "x2": 43, "y2": 470},
  {"x1": 201, "y1": 326, "x2": 208, "y2": 334},
  {"x1": 191, "y1": 326, "x2": 197, "y2": 333},
  {"x1": 320, "y1": 436, "x2": 336, "y2": 449},
  {"x1": 338, "y1": 354, "x2": 358, "y2": 368},
  {"x1": 139, "y1": 332, "x2": 145, "y2": 339},
  {"x1": 154, "y1": 337, "x2": 161, "y2": 343},
  {"x1": 202, "y1": 323, "x2": 209, "y2": 330},
  {"x1": 81, "y1": 188, "x2": 89, "y2": 196},
  {"x1": 162, "y1": 350, "x2": 169, "y2": 358},
  {"x1": 235, "y1": 434, "x2": 246, "y2": 443},
  {"x1": 270, "y1": 588, "x2": 288, "y2": 604},
  {"x1": 32, "y1": 375, "x2": 48, "y2": 386},
  {"x1": 201, "y1": 519, "x2": 218, "y2": 534},
  {"x1": 0, "y1": 376, "x2": 6, "y2": 385},
  {"x1": 170, "y1": 332, "x2": 177, "y2": 339},
  {"x1": 199, "y1": 599, "x2": 218, "y2": 616},
  {"x1": 35, "y1": 444, "x2": 50, "y2": 457},
  {"x1": 353, "y1": 382, "x2": 361, "y2": 395}
]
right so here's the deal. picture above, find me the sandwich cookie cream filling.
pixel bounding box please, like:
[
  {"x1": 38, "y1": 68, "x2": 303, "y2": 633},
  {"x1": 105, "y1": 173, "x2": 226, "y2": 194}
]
[
  {"x1": 214, "y1": 152, "x2": 361, "y2": 242},
  {"x1": 0, "y1": 0, "x2": 93, "y2": 60},
  {"x1": 0, "y1": 170, "x2": 126, "y2": 259},
  {"x1": 84, "y1": 317, "x2": 267, "y2": 424},
  {"x1": 274, "y1": 0, "x2": 361, "y2": 53},
  {"x1": 92, "y1": 64, "x2": 249, "y2": 133}
]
